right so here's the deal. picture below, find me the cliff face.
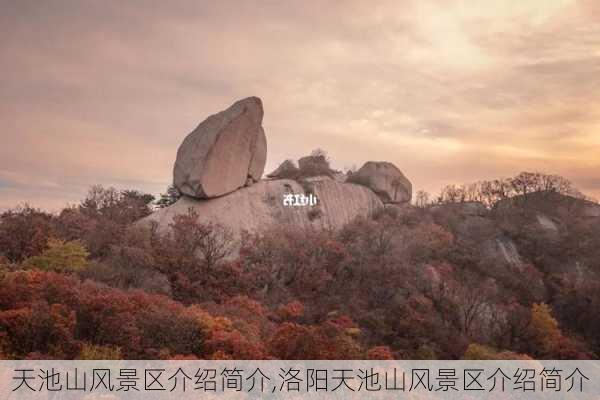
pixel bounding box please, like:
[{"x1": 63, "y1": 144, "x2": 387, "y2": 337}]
[
  {"x1": 141, "y1": 177, "x2": 383, "y2": 238},
  {"x1": 431, "y1": 192, "x2": 600, "y2": 278}
]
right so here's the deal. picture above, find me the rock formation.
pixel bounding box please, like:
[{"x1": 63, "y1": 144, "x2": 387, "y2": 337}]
[
  {"x1": 142, "y1": 178, "x2": 383, "y2": 242},
  {"x1": 173, "y1": 97, "x2": 267, "y2": 198},
  {"x1": 143, "y1": 97, "x2": 415, "y2": 253},
  {"x1": 348, "y1": 161, "x2": 412, "y2": 203},
  {"x1": 298, "y1": 155, "x2": 331, "y2": 174},
  {"x1": 266, "y1": 159, "x2": 299, "y2": 179},
  {"x1": 536, "y1": 213, "x2": 559, "y2": 232},
  {"x1": 482, "y1": 236, "x2": 524, "y2": 268}
]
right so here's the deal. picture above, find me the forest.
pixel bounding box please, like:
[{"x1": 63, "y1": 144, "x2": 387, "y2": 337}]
[{"x1": 0, "y1": 172, "x2": 599, "y2": 360}]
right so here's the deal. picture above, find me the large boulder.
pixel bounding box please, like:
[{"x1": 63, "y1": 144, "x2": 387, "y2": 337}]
[
  {"x1": 173, "y1": 97, "x2": 267, "y2": 198},
  {"x1": 348, "y1": 161, "x2": 412, "y2": 203},
  {"x1": 140, "y1": 178, "x2": 384, "y2": 252}
]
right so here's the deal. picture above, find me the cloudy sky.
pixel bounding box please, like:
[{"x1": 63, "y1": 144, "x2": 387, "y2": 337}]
[{"x1": 1, "y1": 0, "x2": 599, "y2": 211}]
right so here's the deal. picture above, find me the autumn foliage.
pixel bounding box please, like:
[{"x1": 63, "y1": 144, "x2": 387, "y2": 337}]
[{"x1": 1, "y1": 180, "x2": 599, "y2": 360}]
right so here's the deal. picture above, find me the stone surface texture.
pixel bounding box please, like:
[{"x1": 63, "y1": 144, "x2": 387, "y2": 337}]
[
  {"x1": 141, "y1": 178, "x2": 383, "y2": 243},
  {"x1": 173, "y1": 97, "x2": 267, "y2": 198},
  {"x1": 348, "y1": 161, "x2": 412, "y2": 203}
]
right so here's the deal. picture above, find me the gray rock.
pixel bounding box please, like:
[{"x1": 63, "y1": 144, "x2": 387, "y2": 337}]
[
  {"x1": 266, "y1": 159, "x2": 299, "y2": 179},
  {"x1": 348, "y1": 161, "x2": 412, "y2": 203},
  {"x1": 248, "y1": 126, "x2": 267, "y2": 182},
  {"x1": 140, "y1": 179, "x2": 384, "y2": 254},
  {"x1": 297, "y1": 155, "x2": 333, "y2": 177},
  {"x1": 536, "y1": 213, "x2": 559, "y2": 232},
  {"x1": 298, "y1": 155, "x2": 329, "y2": 171},
  {"x1": 482, "y1": 236, "x2": 523, "y2": 268},
  {"x1": 173, "y1": 97, "x2": 267, "y2": 198}
]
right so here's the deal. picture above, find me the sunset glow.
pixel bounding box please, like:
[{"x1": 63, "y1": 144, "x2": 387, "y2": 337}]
[{"x1": 1, "y1": 0, "x2": 599, "y2": 209}]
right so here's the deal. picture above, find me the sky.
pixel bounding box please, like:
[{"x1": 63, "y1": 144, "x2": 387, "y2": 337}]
[{"x1": 1, "y1": 0, "x2": 599, "y2": 211}]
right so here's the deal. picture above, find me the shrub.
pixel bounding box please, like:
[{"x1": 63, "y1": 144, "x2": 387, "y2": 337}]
[
  {"x1": 297, "y1": 149, "x2": 335, "y2": 179},
  {"x1": 0, "y1": 206, "x2": 55, "y2": 263},
  {"x1": 24, "y1": 239, "x2": 89, "y2": 273},
  {"x1": 463, "y1": 343, "x2": 531, "y2": 360},
  {"x1": 366, "y1": 346, "x2": 394, "y2": 360},
  {"x1": 0, "y1": 270, "x2": 206, "y2": 359},
  {"x1": 78, "y1": 343, "x2": 122, "y2": 360},
  {"x1": 168, "y1": 209, "x2": 235, "y2": 272}
]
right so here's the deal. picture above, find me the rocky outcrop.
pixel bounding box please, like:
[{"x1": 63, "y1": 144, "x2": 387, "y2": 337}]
[
  {"x1": 482, "y1": 236, "x2": 523, "y2": 268},
  {"x1": 536, "y1": 213, "x2": 559, "y2": 232},
  {"x1": 173, "y1": 97, "x2": 267, "y2": 198},
  {"x1": 267, "y1": 160, "x2": 299, "y2": 179},
  {"x1": 145, "y1": 97, "x2": 418, "y2": 256},
  {"x1": 141, "y1": 178, "x2": 384, "y2": 242},
  {"x1": 494, "y1": 191, "x2": 600, "y2": 219},
  {"x1": 298, "y1": 155, "x2": 329, "y2": 171},
  {"x1": 295, "y1": 154, "x2": 335, "y2": 178},
  {"x1": 348, "y1": 161, "x2": 412, "y2": 203}
]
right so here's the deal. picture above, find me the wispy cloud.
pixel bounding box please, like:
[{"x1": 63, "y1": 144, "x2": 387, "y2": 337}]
[{"x1": 1, "y1": 0, "x2": 599, "y2": 210}]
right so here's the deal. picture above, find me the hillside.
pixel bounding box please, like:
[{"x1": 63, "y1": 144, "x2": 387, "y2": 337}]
[
  {"x1": 1, "y1": 180, "x2": 599, "y2": 359},
  {"x1": 1, "y1": 97, "x2": 599, "y2": 360}
]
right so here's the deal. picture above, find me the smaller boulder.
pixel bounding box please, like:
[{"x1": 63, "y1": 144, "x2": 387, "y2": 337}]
[
  {"x1": 298, "y1": 155, "x2": 328, "y2": 170},
  {"x1": 348, "y1": 161, "x2": 412, "y2": 203},
  {"x1": 267, "y1": 159, "x2": 299, "y2": 179},
  {"x1": 297, "y1": 155, "x2": 334, "y2": 178}
]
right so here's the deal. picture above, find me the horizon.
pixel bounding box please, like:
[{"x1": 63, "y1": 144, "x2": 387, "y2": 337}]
[
  {"x1": 1, "y1": 0, "x2": 599, "y2": 211},
  {"x1": 0, "y1": 167, "x2": 596, "y2": 215}
]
